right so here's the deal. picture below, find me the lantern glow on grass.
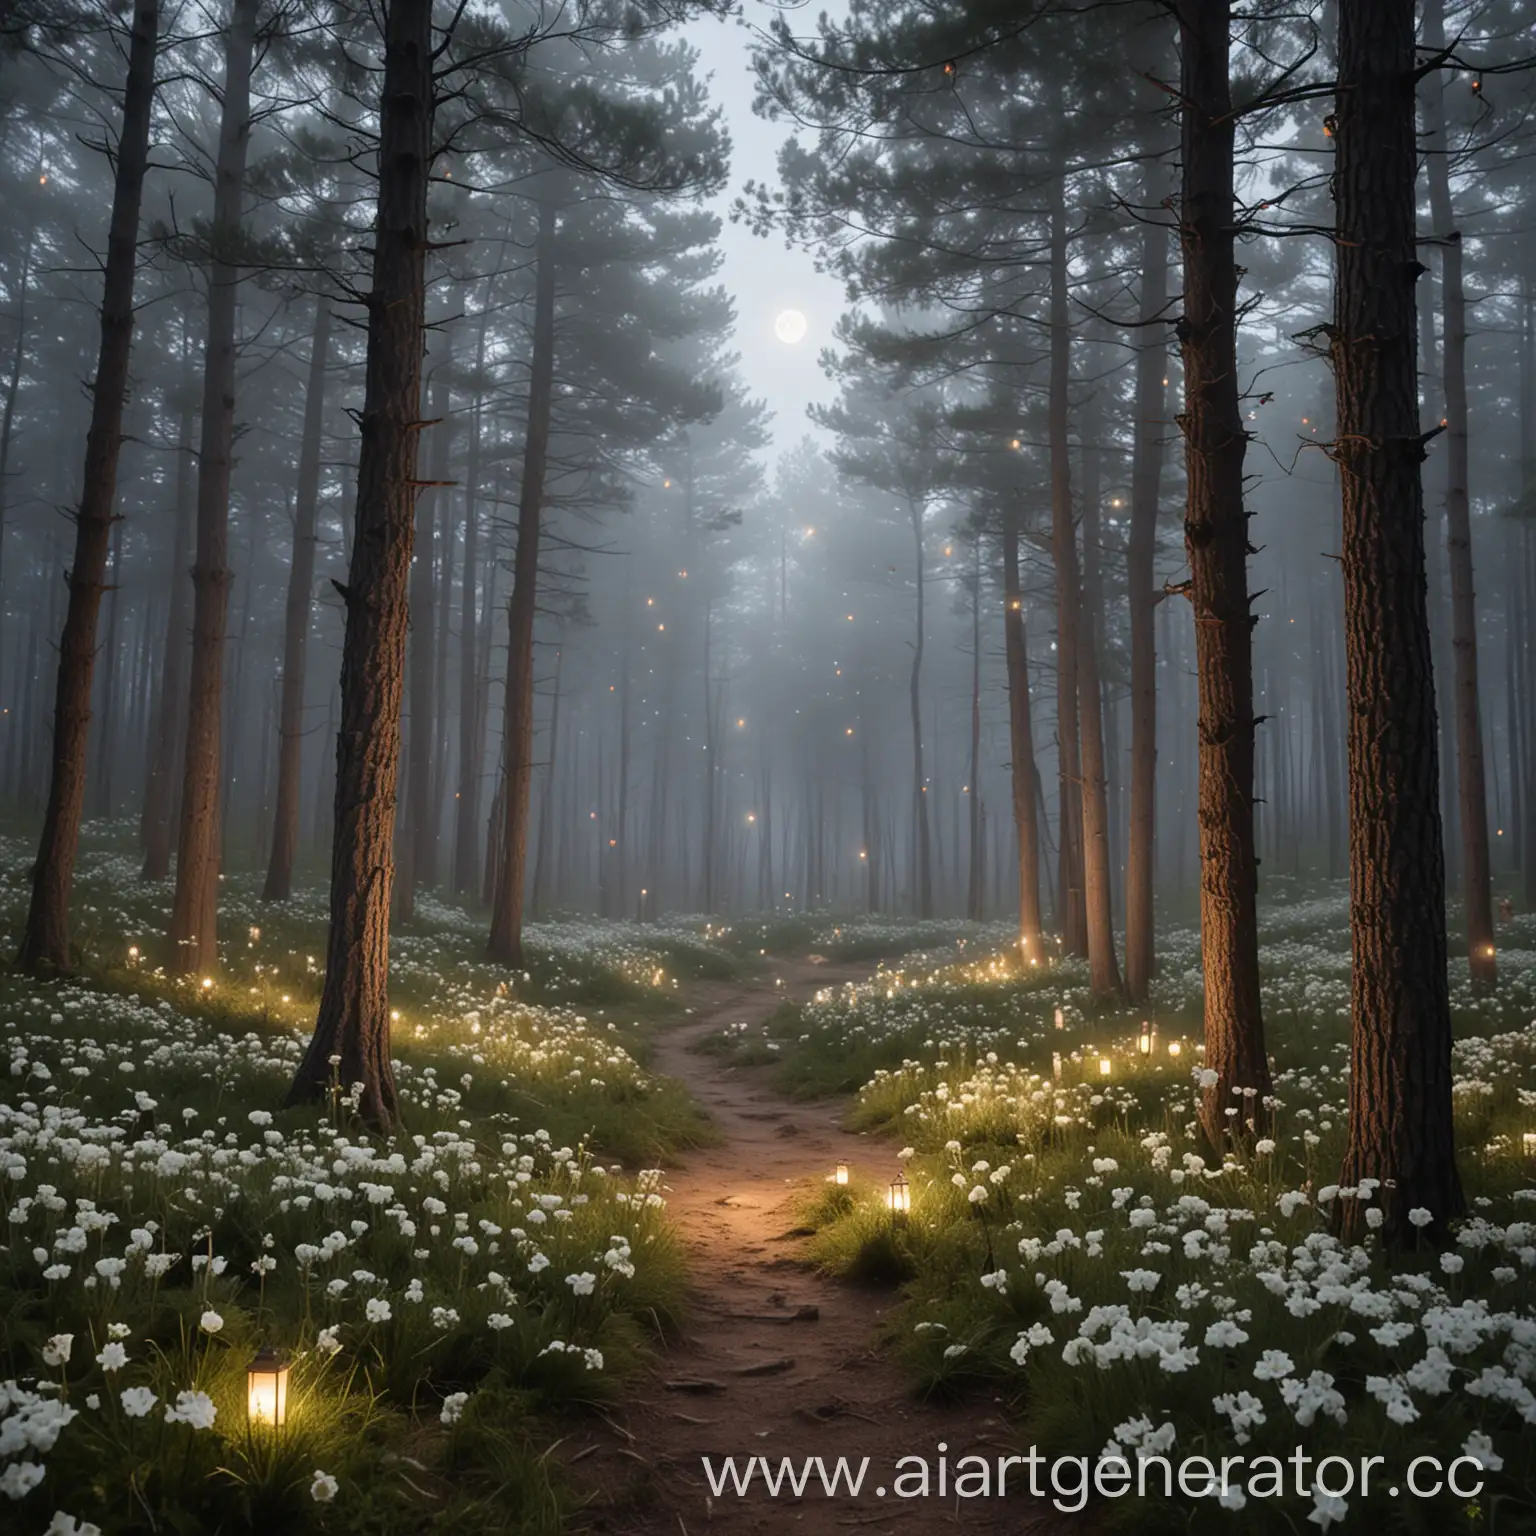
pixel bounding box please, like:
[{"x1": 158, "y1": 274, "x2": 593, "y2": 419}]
[{"x1": 247, "y1": 1347, "x2": 290, "y2": 1429}]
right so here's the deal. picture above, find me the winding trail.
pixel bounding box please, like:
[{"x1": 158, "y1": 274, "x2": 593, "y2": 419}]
[{"x1": 568, "y1": 958, "x2": 1061, "y2": 1535}]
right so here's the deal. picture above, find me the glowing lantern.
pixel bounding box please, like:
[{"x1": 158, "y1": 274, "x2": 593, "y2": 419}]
[
  {"x1": 1167, "y1": 1041, "x2": 1183, "y2": 1058},
  {"x1": 246, "y1": 1347, "x2": 290, "y2": 1428},
  {"x1": 1054, "y1": 1006, "x2": 1064, "y2": 1030},
  {"x1": 834, "y1": 1163, "x2": 849, "y2": 1186},
  {"x1": 887, "y1": 1172, "x2": 911, "y2": 1217},
  {"x1": 1099, "y1": 1057, "x2": 1112, "y2": 1078},
  {"x1": 1138, "y1": 1022, "x2": 1155, "y2": 1056},
  {"x1": 1052, "y1": 1051, "x2": 1062, "y2": 1080}
]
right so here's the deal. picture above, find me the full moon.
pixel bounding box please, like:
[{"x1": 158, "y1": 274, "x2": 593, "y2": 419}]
[{"x1": 774, "y1": 309, "x2": 808, "y2": 345}]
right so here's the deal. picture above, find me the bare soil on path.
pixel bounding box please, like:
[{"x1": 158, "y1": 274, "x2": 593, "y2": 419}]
[{"x1": 566, "y1": 958, "x2": 1065, "y2": 1536}]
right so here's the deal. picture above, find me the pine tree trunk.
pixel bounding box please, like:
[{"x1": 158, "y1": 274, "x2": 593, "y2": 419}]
[
  {"x1": 1002, "y1": 497, "x2": 1043, "y2": 957},
  {"x1": 966, "y1": 546, "x2": 983, "y2": 921},
  {"x1": 1047, "y1": 171, "x2": 1087, "y2": 957},
  {"x1": 451, "y1": 312, "x2": 490, "y2": 896},
  {"x1": 1332, "y1": 0, "x2": 1463, "y2": 1244},
  {"x1": 397, "y1": 338, "x2": 451, "y2": 916},
  {"x1": 430, "y1": 486, "x2": 453, "y2": 877},
  {"x1": 702, "y1": 592, "x2": 720, "y2": 914},
  {"x1": 1125, "y1": 208, "x2": 1170, "y2": 1000},
  {"x1": 909, "y1": 497, "x2": 933, "y2": 917},
  {"x1": 141, "y1": 325, "x2": 196, "y2": 878},
  {"x1": 529, "y1": 644, "x2": 562, "y2": 918},
  {"x1": 263, "y1": 295, "x2": 331, "y2": 901},
  {"x1": 92, "y1": 513, "x2": 125, "y2": 818},
  {"x1": 287, "y1": 0, "x2": 436, "y2": 1130},
  {"x1": 1078, "y1": 396, "x2": 1123, "y2": 998},
  {"x1": 615, "y1": 624, "x2": 631, "y2": 910},
  {"x1": 0, "y1": 215, "x2": 38, "y2": 700},
  {"x1": 1422, "y1": 0, "x2": 1495, "y2": 989},
  {"x1": 168, "y1": 0, "x2": 258, "y2": 976},
  {"x1": 486, "y1": 192, "x2": 557, "y2": 967},
  {"x1": 1177, "y1": 0, "x2": 1271, "y2": 1143},
  {"x1": 17, "y1": 0, "x2": 159, "y2": 974}
]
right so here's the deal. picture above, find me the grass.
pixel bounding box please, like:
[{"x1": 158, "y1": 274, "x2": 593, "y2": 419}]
[
  {"x1": 766, "y1": 884, "x2": 1536, "y2": 1533},
  {"x1": 0, "y1": 822, "x2": 729, "y2": 1534}
]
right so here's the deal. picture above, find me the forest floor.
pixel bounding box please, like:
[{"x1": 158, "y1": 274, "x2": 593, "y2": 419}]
[{"x1": 566, "y1": 956, "x2": 1068, "y2": 1536}]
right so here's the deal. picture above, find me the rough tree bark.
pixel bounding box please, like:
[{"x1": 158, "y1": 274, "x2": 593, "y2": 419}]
[
  {"x1": 486, "y1": 191, "x2": 557, "y2": 967},
  {"x1": 966, "y1": 540, "x2": 983, "y2": 921},
  {"x1": 1176, "y1": 0, "x2": 1272, "y2": 1145},
  {"x1": 1046, "y1": 168, "x2": 1087, "y2": 959},
  {"x1": 167, "y1": 0, "x2": 258, "y2": 976},
  {"x1": 396, "y1": 333, "x2": 451, "y2": 920},
  {"x1": 1002, "y1": 495, "x2": 1044, "y2": 960},
  {"x1": 262, "y1": 294, "x2": 331, "y2": 901},
  {"x1": 91, "y1": 514, "x2": 125, "y2": 817},
  {"x1": 1422, "y1": 0, "x2": 1495, "y2": 991},
  {"x1": 17, "y1": 0, "x2": 159, "y2": 973},
  {"x1": 907, "y1": 492, "x2": 933, "y2": 917},
  {"x1": 287, "y1": 0, "x2": 436, "y2": 1129},
  {"x1": 1125, "y1": 203, "x2": 1170, "y2": 1001},
  {"x1": 0, "y1": 211, "x2": 38, "y2": 702},
  {"x1": 140, "y1": 327, "x2": 197, "y2": 878},
  {"x1": 1078, "y1": 369, "x2": 1124, "y2": 1000},
  {"x1": 1332, "y1": 0, "x2": 1463, "y2": 1244},
  {"x1": 451, "y1": 309, "x2": 490, "y2": 896}
]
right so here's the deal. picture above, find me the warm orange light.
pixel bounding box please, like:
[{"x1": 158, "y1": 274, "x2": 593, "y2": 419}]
[
  {"x1": 834, "y1": 1163, "x2": 849, "y2": 1186},
  {"x1": 887, "y1": 1172, "x2": 911, "y2": 1215},
  {"x1": 247, "y1": 1348, "x2": 289, "y2": 1427}
]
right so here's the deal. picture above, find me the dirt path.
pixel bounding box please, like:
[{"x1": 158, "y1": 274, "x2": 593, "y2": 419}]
[{"x1": 567, "y1": 959, "x2": 1061, "y2": 1535}]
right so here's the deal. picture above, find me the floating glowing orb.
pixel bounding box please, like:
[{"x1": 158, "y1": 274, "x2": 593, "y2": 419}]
[{"x1": 774, "y1": 308, "x2": 808, "y2": 344}]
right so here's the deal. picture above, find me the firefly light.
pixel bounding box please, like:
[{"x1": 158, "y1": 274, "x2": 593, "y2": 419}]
[{"x1": 246, "y1": 1347, "x2": 290, "y2": 1428}]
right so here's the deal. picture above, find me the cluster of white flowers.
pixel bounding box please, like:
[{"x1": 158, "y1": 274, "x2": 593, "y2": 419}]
[
  {"x1": 783, "y1": 883, "x2": 1536, "y2": 1514},
  {"x1": 0, "y1": 877, "x2": 691, "y2": 1527}
]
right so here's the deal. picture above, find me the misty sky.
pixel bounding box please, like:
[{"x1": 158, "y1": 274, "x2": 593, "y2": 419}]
[{"x1": 686, "y1": 3, "x2": 850, "y2": 451}]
